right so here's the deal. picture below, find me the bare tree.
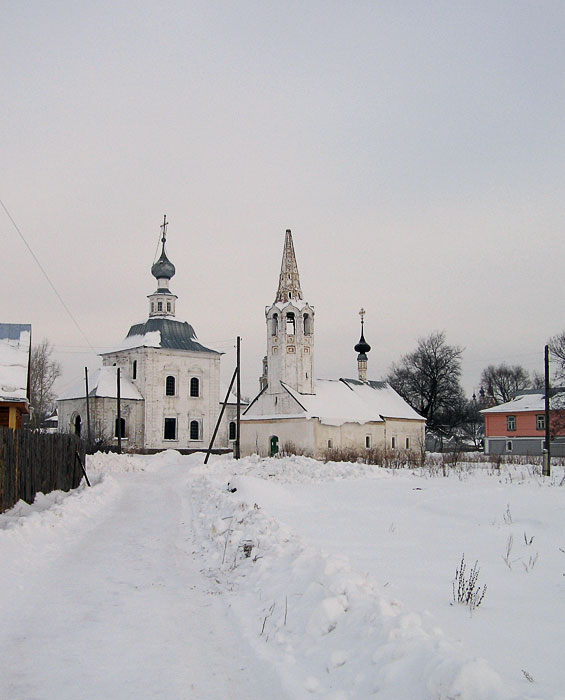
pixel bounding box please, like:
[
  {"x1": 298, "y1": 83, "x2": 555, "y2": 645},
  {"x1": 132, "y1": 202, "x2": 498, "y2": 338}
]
[
  {"x1": 549, "y1": 331, "x2": 565, "y2": 381},
  {"x1": 387, "y1": 331, "x2": 465, "y2": 436},
  {"x1": 479, "y1": 364, "x2": 531, "y2": 404},
  {"x1": 29, "y1": 340, "x2": 61, "y2": 428}
]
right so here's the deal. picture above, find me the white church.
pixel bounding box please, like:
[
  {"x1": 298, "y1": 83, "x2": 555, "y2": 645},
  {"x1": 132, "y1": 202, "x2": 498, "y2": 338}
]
[
  {"x1": 57, "y1": 218, "x2": 239, "y2": 452},
  {"x1": 240, "y1": 230, "x2": 425, "y2": 458}
]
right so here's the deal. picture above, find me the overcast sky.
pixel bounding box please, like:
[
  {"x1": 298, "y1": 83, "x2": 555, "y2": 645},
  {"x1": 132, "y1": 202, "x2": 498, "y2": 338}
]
[{"x1": 2, "y1": 1, "x2": 564, "y2": 399}]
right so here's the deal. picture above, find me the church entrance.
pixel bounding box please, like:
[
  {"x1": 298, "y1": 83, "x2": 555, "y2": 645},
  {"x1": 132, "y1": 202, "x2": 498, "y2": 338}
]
[{"x1": 270, "y1": 435, "x2": 279, "y2": 457}]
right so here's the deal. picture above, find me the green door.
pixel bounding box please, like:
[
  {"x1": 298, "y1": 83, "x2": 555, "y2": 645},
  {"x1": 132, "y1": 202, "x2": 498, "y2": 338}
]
[{"x1": 270, "y1": 435, "x2": 279, "y2": 457}]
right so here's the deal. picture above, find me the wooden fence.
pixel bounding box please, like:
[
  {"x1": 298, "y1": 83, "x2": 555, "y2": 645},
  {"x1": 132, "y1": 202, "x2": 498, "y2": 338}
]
[{"x1": 0, "y1": 427, "x2": 85, "y2": 514}]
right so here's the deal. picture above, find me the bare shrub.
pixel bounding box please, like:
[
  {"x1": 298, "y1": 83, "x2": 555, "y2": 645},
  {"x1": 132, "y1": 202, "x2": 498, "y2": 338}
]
[
  {"x1": 452, "y1": 554, "x2": 487, "y2": 611},
  {"x1": 278, "y1": 441, "x2": 313, "y2": 458}
]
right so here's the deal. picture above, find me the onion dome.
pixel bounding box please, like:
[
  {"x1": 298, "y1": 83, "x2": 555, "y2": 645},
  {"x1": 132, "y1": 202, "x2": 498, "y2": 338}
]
[
  {"x1": 354, "y1": 307, "x2": 371, "y2": 358},
  {"x1": 151, "y1": 248, "x2": 175, "y2": 280},
  {"x1": 354, "y1": 332, "x2": 371, "y2": 359}
]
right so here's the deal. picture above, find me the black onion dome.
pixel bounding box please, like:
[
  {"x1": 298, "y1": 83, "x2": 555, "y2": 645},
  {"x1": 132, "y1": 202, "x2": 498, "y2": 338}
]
[
  {"x1": 151, "y1": 249, "x2": 175, "y2": 280},
  {"x1": 354, "y1": 331, "x2": 371, "y2": 356}
]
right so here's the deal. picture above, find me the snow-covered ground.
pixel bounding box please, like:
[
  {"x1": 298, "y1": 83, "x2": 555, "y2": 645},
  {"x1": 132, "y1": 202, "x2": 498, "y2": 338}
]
[{"x1": 1, "y1": 451, "x2": 563, "y2": 699}]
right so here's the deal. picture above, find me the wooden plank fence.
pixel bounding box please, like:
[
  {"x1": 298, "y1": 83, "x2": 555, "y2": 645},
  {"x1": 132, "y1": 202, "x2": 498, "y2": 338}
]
[{"x1": 0, "y1": 427, "x2": 85, "y2": 514}]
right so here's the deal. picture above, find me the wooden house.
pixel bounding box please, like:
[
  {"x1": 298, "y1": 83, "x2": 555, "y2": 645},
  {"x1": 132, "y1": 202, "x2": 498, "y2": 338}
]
[{"x1": 0, "y1": 323, "x2": 31, "y2": 429}]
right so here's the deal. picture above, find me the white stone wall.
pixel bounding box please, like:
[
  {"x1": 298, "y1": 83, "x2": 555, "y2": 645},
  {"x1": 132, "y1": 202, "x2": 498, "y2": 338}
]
[
  {"x1": 240, "y1": 417, "x2": 315, "y2": 457},
  {"x1": 57, "y1": 396, "x2": 145, "y2": 450},
  {"x1": 383, "y1": 418, "x2": 426, "y2": 452},
  {"x1": 102, "y1": 347, "x2": 225, "y2": 451}
]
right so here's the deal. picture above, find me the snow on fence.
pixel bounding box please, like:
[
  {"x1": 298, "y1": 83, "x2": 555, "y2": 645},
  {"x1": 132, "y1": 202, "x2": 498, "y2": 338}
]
[{"x1": 0, "y1": 427, "x2": 84, "y2": 513}]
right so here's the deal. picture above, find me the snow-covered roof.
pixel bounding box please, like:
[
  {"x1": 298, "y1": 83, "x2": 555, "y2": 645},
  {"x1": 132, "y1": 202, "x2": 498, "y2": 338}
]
[
  {"x1": 101, "y1": 318, "x2": 220, "y2": 355},
  {"x1": 245, "y1": 378, "x2": 424, "y2": 426},
  {"x1": 219, "y1": 382, "x2": 249, "y2": 405},
  {"x1": 57, "y1": 366, "x2": 144, "y2": 401},
  {"x1": 480, "y1": 390, "x2": 565, "y2": 414},
  {"x1": 0, "y1": 323, "x2": 31, "y2": 403}
]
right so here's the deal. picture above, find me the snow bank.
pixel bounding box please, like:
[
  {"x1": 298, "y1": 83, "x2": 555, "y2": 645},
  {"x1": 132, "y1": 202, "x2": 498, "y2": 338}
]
[{"x1": 190, "y1": 460, "x2": 510, "y2": 699}]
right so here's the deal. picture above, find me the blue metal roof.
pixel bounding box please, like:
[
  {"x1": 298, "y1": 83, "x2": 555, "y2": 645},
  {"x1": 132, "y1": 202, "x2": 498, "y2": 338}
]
[{"x1": 125, "y1": 318, "x2": 220, "y2": 354}]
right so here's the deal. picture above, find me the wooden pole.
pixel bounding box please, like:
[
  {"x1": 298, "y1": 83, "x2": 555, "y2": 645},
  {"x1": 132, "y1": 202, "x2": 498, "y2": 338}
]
[
  {"x1": 117, "y1": 367, "x2": 122, "y2": 455},
  {"x1": 204, "y1": 367, "x2": 237, "y2": 465},
  {"x1": 544, "y1": 344, "x2": 551, "y2": 477},
  {"x1": 235, "y1": 336, "x2": 241, "y2": 460},
  {"x1": 85, "y1": 367, "x2": 91, "y2": 445}
]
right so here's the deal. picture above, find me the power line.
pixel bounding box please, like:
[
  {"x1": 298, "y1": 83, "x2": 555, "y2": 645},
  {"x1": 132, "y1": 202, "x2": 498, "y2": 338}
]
[{"x1": 0, "y1": 197, "x2": 96, "y2": 352}]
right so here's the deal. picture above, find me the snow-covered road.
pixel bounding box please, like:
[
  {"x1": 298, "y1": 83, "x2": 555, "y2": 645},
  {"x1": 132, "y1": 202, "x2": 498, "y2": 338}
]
[
  {"x1": 0, "y1": 461, "x2": 287, "y2": 700},
  {"x1": 2, "y1": 451, "x2": 563, "y2": 700}
]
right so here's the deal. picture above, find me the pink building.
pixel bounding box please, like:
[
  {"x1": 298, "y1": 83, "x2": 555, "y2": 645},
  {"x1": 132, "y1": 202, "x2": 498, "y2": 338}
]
[{"x1": 481, "y1": 390, "x2": 565, "y2": 456}]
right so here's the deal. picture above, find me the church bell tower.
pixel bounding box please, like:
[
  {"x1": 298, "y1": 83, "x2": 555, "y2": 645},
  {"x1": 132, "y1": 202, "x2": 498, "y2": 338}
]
[{"x1": 265, "y1": 230, "x2": 315, "y2": 396}]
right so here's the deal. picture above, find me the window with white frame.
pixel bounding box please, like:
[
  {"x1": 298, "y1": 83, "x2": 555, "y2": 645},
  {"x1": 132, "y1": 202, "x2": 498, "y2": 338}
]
[
  {"x1": 507, "y1": 415, "x2": 516, "y2": 431},
  {"x1": 536, "y1": 415, "x2": 545, "y2": 431},
  {"x1": 506, "y1": 440, "x2": 513, "y2": 452},
  {"x1": 190, "y1": 419, "x2": 201, "y2": 441},
  {"x1": 114, "y1": 417, "x2": 126, "y2": 439},
  {"x1": 166, "y1": 375, "x2": 176, "y2": 396},
  {"x1": 190, "y1": 377, "x2": 200, "y2": 397},
  {"x1": 164, "y1": 417, "x2": 177, "y2": 440}
]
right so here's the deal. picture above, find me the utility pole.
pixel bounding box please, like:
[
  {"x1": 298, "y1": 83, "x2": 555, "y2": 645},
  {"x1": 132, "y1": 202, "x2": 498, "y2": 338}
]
[
  {"x1": 117, "y1": 367, "x2": 122, "y2": 455},
  {"x1": 543, "y1": 344, "x2": 551, "y2": 476},
  {"x1": 235, "y1": 336, "x2": 241, "y2": 459},
  {"x1": 85, "y1": 367, "x2": 92, "y2": 445}
]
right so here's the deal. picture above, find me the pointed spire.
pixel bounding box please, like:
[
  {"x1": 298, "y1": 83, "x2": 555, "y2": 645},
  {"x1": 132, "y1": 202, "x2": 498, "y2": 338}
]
[{"x1": 275, "y1": 229, "x2": 303, "y2": 303}]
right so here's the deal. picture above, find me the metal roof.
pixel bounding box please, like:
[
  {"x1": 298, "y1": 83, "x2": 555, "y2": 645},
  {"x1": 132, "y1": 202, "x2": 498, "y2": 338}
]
[{"x1": 125, "y1": 318, "x2": 220, "y2": 354}]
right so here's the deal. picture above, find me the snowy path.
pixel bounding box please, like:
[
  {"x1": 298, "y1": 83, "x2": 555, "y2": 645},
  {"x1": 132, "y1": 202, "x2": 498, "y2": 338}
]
[{"x1": 0, "y1": 465, "x2": 288, "y2": 700}]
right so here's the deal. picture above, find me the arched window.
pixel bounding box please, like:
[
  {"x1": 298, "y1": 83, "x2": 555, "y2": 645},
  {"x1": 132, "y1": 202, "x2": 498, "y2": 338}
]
[
  {"x1": 286, "y1": 312, "x2": 295, "y2": 335},
  {"x1": 190, "y1": 420, "x2": 200, "y2": 440},
  {"x1": 303, "y1": 313, "x2": 312, "y2": 335},
  {"x1": 190, "y1": 377, "x2": 200, "y2": 397},
  {"x1": 132, "y1": 360, "x2": 137, "y2": 380},
  {"x1": 115, "y1": 417, "x2": 126, "y2": 439},
  {"x1": 74, "y1": 415, "x2": 81, "y2": 437},
  {"x1": 166, "y1": 375, "x2": 176, "y2": 396},
  {"x1": 272, "y1": 313, "x2": 278, "y2": 336},
  {"x1": 229, "y1": 421, "x2": 236, "y2": 441}
]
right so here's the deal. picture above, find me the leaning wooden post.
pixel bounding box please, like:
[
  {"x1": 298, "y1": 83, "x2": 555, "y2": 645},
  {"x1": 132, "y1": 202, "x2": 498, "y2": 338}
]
[
  {"x1": 235, "y1": 336, "x2": 241, "y2": 459},
  {"x1": 543, "y1": 344, "x2": 551, "y2": 477},
  {"x1": 117, "y1": 367, "x2": 122, "y2": 455},
  {"x1": 85, "y1": 367, "x2": 92, "y2": 445},
  {"x1": 204, "y1": 367, "x2": 237, "y2": 464}
]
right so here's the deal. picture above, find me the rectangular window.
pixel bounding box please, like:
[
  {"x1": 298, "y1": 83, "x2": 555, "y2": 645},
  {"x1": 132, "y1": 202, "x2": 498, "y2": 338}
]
[
  {"x1": 391, "y1": 436, "x2": 396, "y2": 449},
  {"x1": 507, "y1": 415, "x2": 516, "y2": 431},
  {"x1": 327, "y1": 439, "x2": 333, "y2": 449},
  {"x1": 164, "y1": 417, "x2": 177, "y2": 440},
  {"x1": 536, "y1": 415, "x2": 545, "y2": 431},
  {"x1": 365, "y1": 435, "x2": 371, "y2": 448},
  {"x1": 157, "y1": 301, "x2": 163, "y2": 311},
  {"x1": 167, "y1": 302, "x2": 171, "y2": 312},
  {"x1": 132, "y1": 360, "x2": 137, "y2": 380},
  {"x1": 405, "y1": 437, "x2": 410, "y2": 449}
]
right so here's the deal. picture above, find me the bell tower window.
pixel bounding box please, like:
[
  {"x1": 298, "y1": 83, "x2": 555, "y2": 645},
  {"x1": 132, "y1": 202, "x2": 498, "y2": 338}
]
[
  {"x1": 157, "y1": 301, "x2": 163, "y2": 312},
  {"x1": 286, "y1": 312, "x2": 295, "y2": 335},
  {"x1": 272, "y1": 313, "x2": 278, "y2": 336}
]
